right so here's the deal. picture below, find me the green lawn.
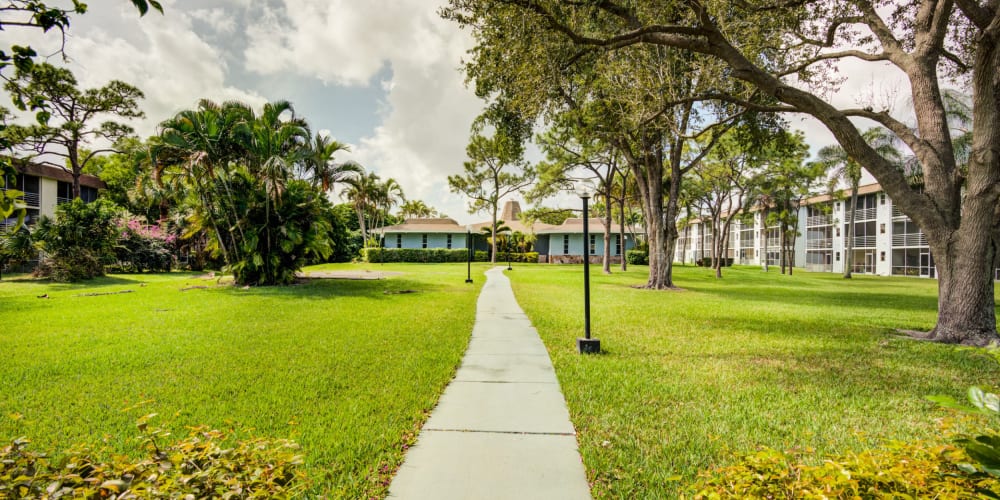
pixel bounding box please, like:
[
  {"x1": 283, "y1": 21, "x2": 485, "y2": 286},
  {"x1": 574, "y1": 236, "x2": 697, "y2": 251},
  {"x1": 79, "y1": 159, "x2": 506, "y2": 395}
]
[
  {"x1": 0, "y1": 262, "x2": 491, "y2": 498},
  {"x1": 506, "y1": 263, "x2": 1000, "y2": 498}
]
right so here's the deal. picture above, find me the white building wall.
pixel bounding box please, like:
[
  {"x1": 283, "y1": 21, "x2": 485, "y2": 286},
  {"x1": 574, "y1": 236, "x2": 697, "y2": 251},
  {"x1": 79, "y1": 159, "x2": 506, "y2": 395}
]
[
  {"x1": 875, "y1": 193, "x2": 894, "y2": 276},
  {"x1": 831, "y1": 199, "x2": 845, "y2": 274}
]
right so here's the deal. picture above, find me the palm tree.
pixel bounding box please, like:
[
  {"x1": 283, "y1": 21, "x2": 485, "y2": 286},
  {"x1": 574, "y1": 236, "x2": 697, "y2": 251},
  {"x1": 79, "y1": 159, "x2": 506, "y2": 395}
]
[
  {"x1": 817, "y1": 126, "x2": 900, "y2": 278},
  {"x1": 302, "y1": 133, "x2": 360, "y2": 192},
  {"x1": 398, "y1": 199, "x2": 438, "y2": 219}
]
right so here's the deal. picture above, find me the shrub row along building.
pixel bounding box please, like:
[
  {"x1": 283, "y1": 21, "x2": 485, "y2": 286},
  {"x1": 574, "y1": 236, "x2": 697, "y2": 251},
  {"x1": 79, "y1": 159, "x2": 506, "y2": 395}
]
[
  {"x1": 378, "y1": 200, "x2": 641, "y2": 263},
  {"x1": 677, "y1": 183, "x2": 948, "y2": 278}
]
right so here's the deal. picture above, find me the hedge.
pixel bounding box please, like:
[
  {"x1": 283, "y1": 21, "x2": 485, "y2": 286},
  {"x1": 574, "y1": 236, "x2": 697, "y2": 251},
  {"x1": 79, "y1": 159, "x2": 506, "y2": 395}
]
[
  {"x1": 626, "y1": 249, "x2": 648, "y2": 265},
  {"x1": 362, "y1": 248, "x2": 539, "y2": 264}
]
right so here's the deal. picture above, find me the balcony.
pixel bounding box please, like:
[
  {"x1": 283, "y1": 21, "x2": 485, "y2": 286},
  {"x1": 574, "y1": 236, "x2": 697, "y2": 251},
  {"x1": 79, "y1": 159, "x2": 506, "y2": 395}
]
[
  {"x1": 56, "y1": 196, "x2": 72, "y2": 205},
  {"x1": 892, "y1": 232, "x2": 928, "y2": 247},
  {"x1": 851, "y1": 207, "x2": 878, "y2": 221},
  {"x1": 806, "y1": 214, "x2": 832, "y2": 227},
  {"x1": 807, "y1": 238, "x2": 833, "y2": 249},
  {"x1": 851, "y1": 235, "x2": 877, "y2": 248}
]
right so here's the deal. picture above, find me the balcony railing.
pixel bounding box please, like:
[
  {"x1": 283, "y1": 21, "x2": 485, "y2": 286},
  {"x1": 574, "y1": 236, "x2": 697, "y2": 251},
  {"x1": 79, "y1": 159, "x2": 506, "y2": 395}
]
[
  {"x1": 0, "y1": 189, "x2": 40, "y2": 207},
  {"x1": 852, "y1": 207, "x2": 878, "y2": 221},
  {"x1": 892, "y1": 232, "x2": 928, "y2": 247},
  {"x1": 852, "y1": 235, "x2": 877, "y2": 248},
  {"x1": 56, "y1": 196, "x2": 72, "y2": 205},
  {"x1": 806, "y1": 215, "x2": 832, "y2": 227},
  {"x1": 892, "y1": 206, "x2": 905, "y2": 218},
  {"x1": 807, "y1": 238, "x2": 833, "y2": 249}
]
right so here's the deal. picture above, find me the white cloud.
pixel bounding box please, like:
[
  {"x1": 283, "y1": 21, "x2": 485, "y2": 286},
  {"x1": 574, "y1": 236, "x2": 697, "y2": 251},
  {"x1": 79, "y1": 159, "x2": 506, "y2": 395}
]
[
  {"x1": 0, "y1": 4, "x2": 265, "y2": 139},
  {"x1": 244, "y1": 0, "x2": 486, "y2": 222},
  {"x1": 190, "y1": 8, "x2": 237, "y2": 35}
]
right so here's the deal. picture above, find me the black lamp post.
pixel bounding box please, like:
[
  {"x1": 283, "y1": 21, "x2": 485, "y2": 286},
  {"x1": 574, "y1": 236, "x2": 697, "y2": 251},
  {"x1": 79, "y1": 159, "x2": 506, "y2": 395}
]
[
  {"x1": 576, "y1": 180, "x2": 600, "y2": 354},
  {"x1": 465, "y1": 224, "x2": 474, "y2": 283}
]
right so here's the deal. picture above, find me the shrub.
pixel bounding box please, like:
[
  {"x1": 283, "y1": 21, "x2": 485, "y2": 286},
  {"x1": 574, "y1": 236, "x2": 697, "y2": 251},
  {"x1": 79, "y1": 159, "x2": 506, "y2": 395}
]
[
  {"x1": 688, "y1": 440, "x2": 1000, "y2": 499},
  {"x1": 0, "y1": 422, "x2": 308, "y2": 498},
  {"x1": 928, "y1": 346, "x2": 1000, "y2": 478},
  {"x1": 363, "y1": 248, "x2": 537, "y2": 264},
  {"x1": 32, "y1": 199, "x2": 120, "y2": 281},
  {"x1": 112, "y1": 215, "x2": 176, "y2": 273},
  {"x1": 626, "y1": 249, "x2": 648, "y2": 265}
]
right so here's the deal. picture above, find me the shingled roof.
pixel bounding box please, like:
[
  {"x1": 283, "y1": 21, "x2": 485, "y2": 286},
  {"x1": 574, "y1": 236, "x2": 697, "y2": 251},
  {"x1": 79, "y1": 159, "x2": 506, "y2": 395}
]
[{"x1": 378, "y1": 217, "x2": 467, "y2": 233}]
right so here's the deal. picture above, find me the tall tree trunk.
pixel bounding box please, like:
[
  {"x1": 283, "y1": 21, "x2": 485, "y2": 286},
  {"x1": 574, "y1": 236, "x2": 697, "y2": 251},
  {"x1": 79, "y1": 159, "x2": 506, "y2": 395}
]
[
  {"x1": 619, "y1": 197, "x2": 627, "y2": 271},
  {"x1": 680, "y1": 224, "x2": 689, "y2": 265},
  {"x1": 69, "y1": 143, "x2": 82, "y2": 200},
  {"x1": 622, "y1": 136, "x2": 673, "y2": 289},
  {"x1": 491, "y1": 209, "x2": 498, "y2": 264},
  {"x1": 760, "y1": 210, "x2": 769, "y2": 272},
  {"x1": 844, "y1": 184, "x2": 857, "y2": 278},
  {"x1": 603, "y1": 198, "x2": 612, "y2": 274},
  {"x1": 779, "y1": 221, "x2": 787, "y2": 275}
]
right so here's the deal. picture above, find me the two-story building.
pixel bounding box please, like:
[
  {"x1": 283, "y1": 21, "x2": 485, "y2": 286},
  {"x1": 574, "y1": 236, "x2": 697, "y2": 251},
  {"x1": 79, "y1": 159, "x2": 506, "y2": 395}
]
[{"x1": 1, "y1": 161, "x2": 104, "y2": 230}]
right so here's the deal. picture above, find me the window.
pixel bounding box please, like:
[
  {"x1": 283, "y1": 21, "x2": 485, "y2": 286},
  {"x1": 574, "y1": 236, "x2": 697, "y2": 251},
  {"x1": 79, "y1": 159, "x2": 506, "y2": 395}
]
[
  {"x1": 836, "y1": 252, "x2": 841, "y2": 261},
  {"x1": 880, "y1": 251, "x2": 886, "y2": 262},
  {"x1": 880, "y1": 223, "x2": 886, "y2": 234},
  {"x1": 615, "y1": 235, "x2": 622, "y2": 255},
  {"x1": 589, "y1": 234, "x2": 596, "y2": 255},
  {"x1": 396, "y1": 234, "x2": 402, "y2": 248},
  {"x1": 836, "y1": 227, "x2": 841, "y2": 237},
  {"x1": 447, "y1": 234, "x2": 452, "y2": 249},
  {"x1": 880, "y1": 193, "x2": 886, "y2": 205},
  {"x1": 421, "y1": 234, "x2": 428, "y2": 249},
  {"x1": 563, "y1": 235, "x2": 570, "y2": 254}
]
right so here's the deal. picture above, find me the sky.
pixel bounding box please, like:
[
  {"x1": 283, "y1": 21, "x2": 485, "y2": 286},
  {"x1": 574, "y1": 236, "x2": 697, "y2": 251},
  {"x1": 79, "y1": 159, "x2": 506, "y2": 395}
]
[{"x1": 0, "y1": 0, "x2": 909, "y2": 223}]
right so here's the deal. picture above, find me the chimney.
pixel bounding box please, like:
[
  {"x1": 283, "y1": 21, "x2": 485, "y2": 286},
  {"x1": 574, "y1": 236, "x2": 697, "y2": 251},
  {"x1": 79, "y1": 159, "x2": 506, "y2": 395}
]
[{"x1": 500, "y1": 200, "x2": 521, "y2": 222}]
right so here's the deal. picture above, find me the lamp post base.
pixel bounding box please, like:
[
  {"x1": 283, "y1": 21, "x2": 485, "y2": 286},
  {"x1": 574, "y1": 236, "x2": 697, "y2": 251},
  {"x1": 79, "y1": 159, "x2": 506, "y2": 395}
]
[
  {"x1": 576, "y1": 338, "x2": 601, "y2": 354},
  {"x1": 465, "y1": 279, "x2": 474, "y2": 284}
]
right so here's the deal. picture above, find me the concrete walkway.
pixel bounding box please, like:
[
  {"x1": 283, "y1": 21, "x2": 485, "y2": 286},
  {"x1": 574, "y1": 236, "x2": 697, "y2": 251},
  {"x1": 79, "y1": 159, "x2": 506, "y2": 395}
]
[{"x1": 387, "y1": 267, "x2": 592, "y2": 500}]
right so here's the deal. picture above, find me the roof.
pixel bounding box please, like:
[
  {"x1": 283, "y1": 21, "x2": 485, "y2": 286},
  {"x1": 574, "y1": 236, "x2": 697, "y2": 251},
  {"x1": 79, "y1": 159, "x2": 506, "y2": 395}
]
[
  {"x1": 379, "y1": 217, "x2": 468, "y2": 233},
  {"x1": 535, "y1": 218, "x2": 639, "y2": 235},
  {"x1": 12, "y1": 159, "x2": 107, "y2": 189},
  {"x1": 802, "y1": 182, "x2": 883, "y2": 205}
]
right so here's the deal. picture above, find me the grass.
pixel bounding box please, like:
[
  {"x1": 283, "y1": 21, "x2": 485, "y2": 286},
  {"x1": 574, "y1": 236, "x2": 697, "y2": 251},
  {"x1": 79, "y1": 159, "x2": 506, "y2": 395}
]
[
  {"x1": 505, "y1": 263, "x2": 1000, "y2": 498},
  {"x1": 0, "y1": 262, "x2": 492, "y2": 498}
]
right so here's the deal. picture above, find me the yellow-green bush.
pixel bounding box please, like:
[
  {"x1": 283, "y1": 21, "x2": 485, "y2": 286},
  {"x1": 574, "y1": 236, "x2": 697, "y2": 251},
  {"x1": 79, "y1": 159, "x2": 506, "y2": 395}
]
[
  {"x1": 688, "y1": 440, "x2": 1000, "y2": 499},
  {"x1": 0, "y1": 423, "x2": 308, "y2": 499}
]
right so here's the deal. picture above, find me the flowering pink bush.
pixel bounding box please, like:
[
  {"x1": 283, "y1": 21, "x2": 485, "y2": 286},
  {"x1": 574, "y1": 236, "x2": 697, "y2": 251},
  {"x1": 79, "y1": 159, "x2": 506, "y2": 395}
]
[{"x1": 113, "y1": 215, "x2": 176, "y2": 272}]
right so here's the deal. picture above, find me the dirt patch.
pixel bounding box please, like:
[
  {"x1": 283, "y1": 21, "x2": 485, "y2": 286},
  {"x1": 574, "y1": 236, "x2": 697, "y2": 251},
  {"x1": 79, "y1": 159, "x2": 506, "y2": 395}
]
[{"x1": 298, "y1": 270, "x2": 404, "y2": 280}]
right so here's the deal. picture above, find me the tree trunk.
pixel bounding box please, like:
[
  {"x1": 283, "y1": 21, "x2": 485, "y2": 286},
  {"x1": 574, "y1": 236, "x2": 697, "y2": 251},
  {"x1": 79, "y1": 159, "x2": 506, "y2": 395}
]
[
  {"x1": 761, "y1": 211, "x2": 769, "y2": 272},
  {"x1": 69, "y1": 143, "x2": 82, "y2": 200},
  {"x1": 491, "y1": 209, "x2": 498, "y2": 264},
  {"x1": 621, "y1": 136, "x2": 674, "y2": 289},
  {"x1": 844, "y1": 185, "x2": 857, "y2": 278},
  {"x1": 680, "y1": 224, "x2": 689, "y2": 265},
  {"x1": 603, "y1": 201, "x2": 612, "y2": 274},
  {"x1": 779, "y1": 221, "x2": 787, "y2": 274},
  {"x1": 619, "y1": 197, "x2": 627, "y2": 271}
]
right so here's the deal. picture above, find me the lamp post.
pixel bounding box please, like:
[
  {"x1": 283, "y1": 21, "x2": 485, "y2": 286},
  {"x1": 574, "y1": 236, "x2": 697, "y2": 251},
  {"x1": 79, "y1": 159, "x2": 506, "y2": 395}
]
[
  {"x1": 465, "y1": 224, "x2": 474, "y2": 283},
  {"x1": 506, "y1": 229, "x2": 513, "y2": 271},
  {"x1": 576, "y1": 180, "x2": 600, "y2": 354}
]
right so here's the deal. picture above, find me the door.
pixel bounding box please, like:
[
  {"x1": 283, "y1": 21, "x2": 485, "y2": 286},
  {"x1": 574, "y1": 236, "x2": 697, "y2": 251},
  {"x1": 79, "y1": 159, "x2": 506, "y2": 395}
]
[{"x1": 920, "y1": 252, "x2": 931, "y2": 278}]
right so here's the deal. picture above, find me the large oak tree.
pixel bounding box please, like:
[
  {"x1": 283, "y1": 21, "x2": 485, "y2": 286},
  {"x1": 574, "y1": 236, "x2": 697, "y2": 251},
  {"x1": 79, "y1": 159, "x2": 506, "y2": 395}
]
[{"x1": 445, "y1": 0, "x2": 1000, "y2": 346}]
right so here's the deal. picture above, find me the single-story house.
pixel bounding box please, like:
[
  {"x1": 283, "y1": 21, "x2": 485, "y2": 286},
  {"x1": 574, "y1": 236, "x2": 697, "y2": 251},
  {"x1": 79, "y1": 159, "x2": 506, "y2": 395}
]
[
  {"x1": 535, "y1": 218, "x2": 640, "y2": 264},
  {"x1": 377, "y1": 200, "x2": 644, "y2": 263},
  {"x1": 377, "y1": 217, "x2": 472, "y2": 250}
]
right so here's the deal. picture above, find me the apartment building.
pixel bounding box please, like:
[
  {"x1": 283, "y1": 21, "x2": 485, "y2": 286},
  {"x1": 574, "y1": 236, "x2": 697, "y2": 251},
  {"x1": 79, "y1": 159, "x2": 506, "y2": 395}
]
[
  {"x1": 676, "y1": 183, "x2": 943, "y2": 278},
  {"x1": 1, "y1": 162, "x2": 104, "y2": 230}
]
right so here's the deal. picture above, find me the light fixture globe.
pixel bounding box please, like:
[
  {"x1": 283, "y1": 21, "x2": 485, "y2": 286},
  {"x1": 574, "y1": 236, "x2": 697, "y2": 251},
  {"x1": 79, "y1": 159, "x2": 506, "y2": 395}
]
[{"x1": 575, "y1": 179, "x2": 596, "y2": 199}]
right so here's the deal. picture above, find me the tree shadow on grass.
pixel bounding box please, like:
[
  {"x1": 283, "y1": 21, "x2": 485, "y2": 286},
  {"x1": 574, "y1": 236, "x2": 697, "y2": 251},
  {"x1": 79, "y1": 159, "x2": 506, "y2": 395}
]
[
  {"x1": 228, "y1": 277, "x2": 451, "y2": 301},
  {"x1": 681, "y1": 283, "x2": 941, "y2": 314}
]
